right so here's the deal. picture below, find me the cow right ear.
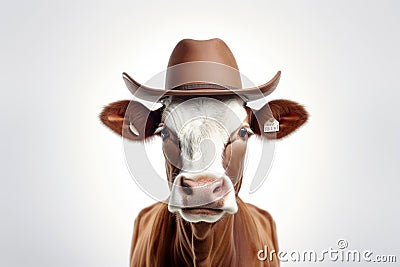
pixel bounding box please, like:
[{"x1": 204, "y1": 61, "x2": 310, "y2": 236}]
[
  {"x1": 250, "y1": 99, "x2": 308, "y2": 139},
  {"x1": 100, "y1": 100, "x2": 162, "y2": 141}
]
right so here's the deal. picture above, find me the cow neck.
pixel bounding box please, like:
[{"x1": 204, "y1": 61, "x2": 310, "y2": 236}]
[{"x1": 174, "y1": 209, "x2": 236, "y2": 266}]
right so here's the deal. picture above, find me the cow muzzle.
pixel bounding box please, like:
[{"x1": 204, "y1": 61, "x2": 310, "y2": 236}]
[{"x1": 168, "y1": 172, "x2": 238, "y2": 223}]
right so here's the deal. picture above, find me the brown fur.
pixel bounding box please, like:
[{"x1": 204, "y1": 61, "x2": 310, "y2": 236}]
[
  {"x1": 100, "y1": 100, "x2": 130, "y2": 136},
  {"x1": 130, "y1": 198, "x2": 279, "y2": 267},
  {"x1": 252, "y1": 99, "x2": 308, "y2": 139},
  {"x1": 100, "y1": 100, "x2": 162, "y2": 141}
]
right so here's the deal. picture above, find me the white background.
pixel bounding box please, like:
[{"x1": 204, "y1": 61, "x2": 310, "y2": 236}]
[{"x1": 1, "y1": 0, "x2": 399, "y2": 266}]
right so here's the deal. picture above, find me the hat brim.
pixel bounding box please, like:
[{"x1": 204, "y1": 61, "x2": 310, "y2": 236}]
[{"x1": 122, "y1": 71, "x2": 281, "y2": 102}]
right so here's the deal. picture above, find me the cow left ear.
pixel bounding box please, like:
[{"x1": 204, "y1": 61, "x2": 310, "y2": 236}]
[
  {"x1": 250, "y1": 99, "x2": 308, "y2": 139},
  {"x1": 100, "y1": 100, "x2": 162, "y2": 141}
]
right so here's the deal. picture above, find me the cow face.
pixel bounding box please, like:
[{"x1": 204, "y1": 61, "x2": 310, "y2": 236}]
[{"x1": 100, "y1": 96, "x2": 307, "y2": 223}]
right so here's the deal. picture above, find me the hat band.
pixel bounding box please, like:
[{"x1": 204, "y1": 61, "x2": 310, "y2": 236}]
[
  {"x1": 172, "y1": 83, "x2": 238, "y2": 90},
  {"x1": 165, "y1": 61, "x2": 243, "y2": 89}
]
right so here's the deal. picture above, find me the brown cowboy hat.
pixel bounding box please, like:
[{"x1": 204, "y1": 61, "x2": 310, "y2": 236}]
[{"x1": 123, "y1": 38, "x2": 281, "y2": 102}]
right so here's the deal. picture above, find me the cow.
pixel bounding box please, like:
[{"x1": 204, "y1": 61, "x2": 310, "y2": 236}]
[{"x1": 100, "y1": 39, "x2": 308, "y2": 267}]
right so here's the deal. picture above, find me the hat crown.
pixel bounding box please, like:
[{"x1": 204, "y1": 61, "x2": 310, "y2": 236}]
[
  {"x1": 166, "y1": 39, "x2": 242, "y2": 89},
  {"x1": 168, "y1": 38, "x2": 239, "y2": 70}
]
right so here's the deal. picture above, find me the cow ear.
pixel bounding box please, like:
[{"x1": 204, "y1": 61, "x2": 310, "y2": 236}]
[
  {"x1": 250, "y1": 99, "x2": 308, "y2": 139},
  {"x1": 100, "y1": 100, "x2": 162, "y2": 141}
]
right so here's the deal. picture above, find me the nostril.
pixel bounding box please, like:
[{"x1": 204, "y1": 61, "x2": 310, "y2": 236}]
[
  {"x1": 212, "y1": 179, "x2": 224, "y2": 195},
  {"x1": 182, "y1": 186, "x2": 193, "y2": 195},
  {"x1": 213, "y1": 186, "x2": 222, "y2": 194},
  {"x1": 180, "y1": 177, "x2": 193, "y2": 195}
]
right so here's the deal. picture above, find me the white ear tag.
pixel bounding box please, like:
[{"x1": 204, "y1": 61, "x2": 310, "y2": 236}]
[{"x1": 264, "y1": 118, "x2": 279, "y2": 133}]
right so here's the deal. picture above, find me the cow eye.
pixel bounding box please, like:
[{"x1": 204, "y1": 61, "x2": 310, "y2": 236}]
[
  {"x1": 160, "y1": 128, "x2": 169, "y2": 139},
  {"x1": 239, "y1": 127, "x2": 248, "y2": 138}
]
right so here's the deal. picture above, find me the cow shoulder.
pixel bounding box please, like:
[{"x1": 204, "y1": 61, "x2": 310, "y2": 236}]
[
  {"x1": 245, "y1": 203, "x2": 276, "y2": 231},
  {"x1": 131, "y1": 202, "x2": 171, "y2": 266},
  {"x1": 243, "y1": 202, "x2": 279, "y2": 253},
  {"x1": 136, "y1": 202, "x2": 166, "y2": 225}
]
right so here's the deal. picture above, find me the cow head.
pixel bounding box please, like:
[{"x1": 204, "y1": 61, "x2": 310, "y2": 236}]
[{"x1": 100, "y1": 95, "x2": 308, "y2": 223}]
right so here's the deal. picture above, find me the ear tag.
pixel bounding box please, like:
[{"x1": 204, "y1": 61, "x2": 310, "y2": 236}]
[{"x1": 264, "y1": 118, "x2": 279, "y2": 133}]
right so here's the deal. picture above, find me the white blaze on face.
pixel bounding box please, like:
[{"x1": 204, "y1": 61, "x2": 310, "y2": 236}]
[
  {"x1": 179, "y1": 118, "x2": 226, "y2": 173},
  {"x1": 163, "y1": 97, "x2": 248, "y2": 223}
]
